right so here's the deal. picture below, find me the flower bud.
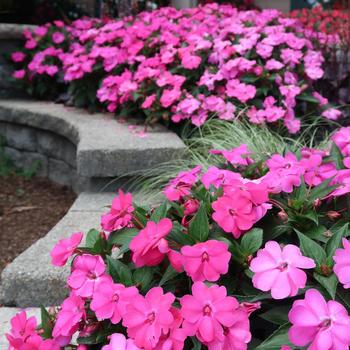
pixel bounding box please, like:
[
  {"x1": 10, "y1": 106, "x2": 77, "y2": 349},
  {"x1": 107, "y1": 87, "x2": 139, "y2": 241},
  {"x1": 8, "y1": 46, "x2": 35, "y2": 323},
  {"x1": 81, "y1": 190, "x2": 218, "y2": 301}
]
[
  {"x1": 313, "y1": 198, "x2": 322, "y2": 208},
  {"x1": 277, "y1": 211, "x2": 288, "y2": 222},
  {"x1": 326, "y1": 211, "x2": 341, "y2": 220}
]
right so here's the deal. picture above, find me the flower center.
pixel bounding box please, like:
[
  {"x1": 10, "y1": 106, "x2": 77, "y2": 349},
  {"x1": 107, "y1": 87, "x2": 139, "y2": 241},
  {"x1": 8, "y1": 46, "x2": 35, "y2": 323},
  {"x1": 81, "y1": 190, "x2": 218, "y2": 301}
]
[
  {"x1": 112, "y1": 293, "x2": 119, "y2": 302},
  {"x1": 87, "y1": 272, "x2": 97, "y2": 280},
  {"x1": 202, "y1": 252, "x2": 209, "y2": 262},
  {"x1": 203, "y1": 305, "x2": 212, "y2": 316},
  {"x1": 284, "y1": 163, "x2": 291, "y2": 169},
  {"x1": 146, "y1": 312, "x2": 156, "y2": 324},
  {"x1": 320, "y1": 318, "x2": 332, "y2": 329},
  {"x1": 229, "y1": 208, "x2": 236, "y2": 216},
  {"x1": 278, "y1": 261, "x2": 288, "y2": 271}
]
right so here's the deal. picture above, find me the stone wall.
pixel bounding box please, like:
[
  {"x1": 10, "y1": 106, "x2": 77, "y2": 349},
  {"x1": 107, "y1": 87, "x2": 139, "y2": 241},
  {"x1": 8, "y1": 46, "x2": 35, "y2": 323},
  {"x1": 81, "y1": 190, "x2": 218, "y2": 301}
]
[{"x1": 0, "y1": 120, "x2": 80, "y2": 190}]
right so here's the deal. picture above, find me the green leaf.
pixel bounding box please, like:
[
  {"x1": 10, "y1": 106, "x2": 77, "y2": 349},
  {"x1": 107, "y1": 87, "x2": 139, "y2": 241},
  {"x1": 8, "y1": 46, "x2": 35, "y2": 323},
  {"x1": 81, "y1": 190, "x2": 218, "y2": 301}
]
[
  {"x1": 255, "y1": 323, "x2": 293, "y2": 350},
  {"x1": 314, "y1": 273, "x2": 338, "y2": 299},
  {"x1": 188, "y1": 204, "x2": 209, "y2": 242},
  {"x1": 40, "y1": 306, "x2": 53, "y2": 339},
  {"x1": 150, "y1": 201, "x2": 168, "y2": 222},
  {"x1": 330, "y1": 143, "x2": 345, "y2": 170},
  {"x1": 168, "y1": 221, "x2": 195, "y2": 246},
  {"x1": 107, "y1": 256, "x2": 133, "y2": 286},
  {"x1": 240, "y1": 228, "x2": 263, "y2": 254},
  {"x1": 303, "y1": 225, "x2": 328, "y2": 243},
  {"x1": 296, "y1": 230, "x2": 326, "y2": 266},
  {"x1": 159, "y1": 265, "x2": 179, "y2": 286},
  {"x1": 308, "y1": 178, "x2": 337, "y2": 202},
  {"x1": 297, "y1": 93, "x2": 320, "y2": 103},
  {"x1": 259, "y1": 306, "x2": 290, "y2": 325},
  {"x1": 109, "y1": 228, "x2": 139, "y2": 254},
  {"x1": 133, "y1": 267, "x2": 155, "y2": 293},
  {"x1": 325, "y1": 223, "x2": 348, "y2": 262},
  {"x1": 191, "y1": 337, "x2": 202, "y2": 350},
  {"x1": 85, "y1": 229, "x2": 100, "y2": 248}
]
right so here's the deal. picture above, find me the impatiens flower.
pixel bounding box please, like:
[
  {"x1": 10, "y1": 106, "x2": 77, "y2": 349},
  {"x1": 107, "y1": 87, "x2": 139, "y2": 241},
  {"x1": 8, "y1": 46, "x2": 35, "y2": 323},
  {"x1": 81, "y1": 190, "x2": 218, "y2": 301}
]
[
  {"x1": 207, "y1": 308, "x2": 251, "y2": 350},
  {"x1": 180, "y1": 282, "x2": 240, "y2": 343},
  {"x1": 101, "y1": 190, "x2": 134, "y2": 233},
  {"x1": 322, "y1": 108, "x2": 342, "y2": 120},
  {"x1": 13, "y1": 69, "x2": 25, "y2": 79},
  {"x1": 102, "y1": 333, "x2": 140, "y2": 350},
  {"x1": 52, "y1": 32, "x2": 65, "y2": 44},
  {"x1": 288, "y1": 289, "x2": 350, "y2": 349},
  {"x1": 212, "y1": 181, "x2": 270, "y2": 238},
  {"x1": 50, "y1": 232, "x2": 83, "y2": 266},
  {"x1": 181, "y1": 240, "x2": 231, "y2": 282},
  {"x1": 123, "y1": 287, "x2": 175, "y2": 349},
  {"x1": 332, "y1": 127, "x2": 350, "y2": 157},
  {"x1": 210, "y1": 144, "x2": 253, "y2": 167},
  {"x1": 91, "y1": 280, "x2": 139, "y2": 323},
  {"x1": 250, "y1": 241, "x2": 315, "y2": 299},
  {"x1": 201, "y1": 166, "x2": 241, "y2": 190},
  {"x1": 68, "y1": 254, "x2": 111, "y2": 297},
  {"x1": 164, "y1": 166, "x2": 201, "y2": 201},
  {"x1": 334, "y1": 238, "x2": 350, "y2": 289},
  {"x1": 6, "y1": 311, "x2": 38, "y2": 349},
  {"x1": 11, "y1": 51, "x2": 26, "y2": 62},
  {"x1": 130, "y1": 218, "x2": 172, "y2": 267},
  {"x1": 53, "y1": 294, "x2": 85, "y2": 337}
]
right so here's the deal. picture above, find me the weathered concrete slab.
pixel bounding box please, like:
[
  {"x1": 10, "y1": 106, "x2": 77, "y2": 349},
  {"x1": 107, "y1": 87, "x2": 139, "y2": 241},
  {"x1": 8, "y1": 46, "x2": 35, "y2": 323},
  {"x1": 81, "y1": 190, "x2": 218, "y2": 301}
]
[
  {"x1": 0, "y1": 192, "x2": 115, "y2": 307},
  {"x1": 0, "y1": 307, "x2": 41, "y2": 349},
  {"x1": 0, "y1": 100, "x2": 186, "y2": 179}
]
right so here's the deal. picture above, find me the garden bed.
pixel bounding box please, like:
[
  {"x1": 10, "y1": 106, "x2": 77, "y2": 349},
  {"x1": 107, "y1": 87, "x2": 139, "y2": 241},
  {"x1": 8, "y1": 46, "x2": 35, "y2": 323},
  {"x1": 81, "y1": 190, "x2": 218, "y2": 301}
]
[{"x1": 0, "y1": 175, "x2": 76, "y2": 273}]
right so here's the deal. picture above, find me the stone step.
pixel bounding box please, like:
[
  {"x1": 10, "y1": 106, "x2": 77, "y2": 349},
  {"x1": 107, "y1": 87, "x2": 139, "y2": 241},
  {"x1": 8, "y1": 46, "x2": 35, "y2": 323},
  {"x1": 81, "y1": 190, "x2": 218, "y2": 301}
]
[
  {"x1": 0, "y1": 192, "x2": 115, "y2": 307},
  {"x1": 0, "y1": 99, "x2": 185, "y2": 192},
  {"x1": 0, "y1": 191, "x2": 159, "y2": 308},
  {"x1": 0, "y1": 307, "x2": 41, "y2": 349}
]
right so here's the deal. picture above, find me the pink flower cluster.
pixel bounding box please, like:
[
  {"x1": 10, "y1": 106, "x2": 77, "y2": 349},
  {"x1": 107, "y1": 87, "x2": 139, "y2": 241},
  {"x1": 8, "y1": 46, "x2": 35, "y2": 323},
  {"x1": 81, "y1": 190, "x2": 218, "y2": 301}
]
[
  {"x1": 12, "y1": 4, "x2": 340, "y2": 132},
  {"x1": 7, "y1": 134, "x2": 350, "y2": 350}
]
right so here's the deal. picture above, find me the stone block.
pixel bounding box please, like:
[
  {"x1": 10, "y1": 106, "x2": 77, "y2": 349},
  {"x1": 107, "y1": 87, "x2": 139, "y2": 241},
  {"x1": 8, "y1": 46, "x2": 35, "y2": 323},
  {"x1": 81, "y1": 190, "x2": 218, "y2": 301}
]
[
  {"x1": 4, "y1": 147, "x2": 48, "y2": 177},
  {"x1": 36, "y1": 129, "x2": 77, "y2": 167},
  {"x1": 6, "y1": 123, "x2": 37, "y2": 151},
  {"x1": 0, "y1": 121, "x2": 7, "y2": 138},
  {"x1": 48, "y1": 158, "x2": 75, "y2": 187}
]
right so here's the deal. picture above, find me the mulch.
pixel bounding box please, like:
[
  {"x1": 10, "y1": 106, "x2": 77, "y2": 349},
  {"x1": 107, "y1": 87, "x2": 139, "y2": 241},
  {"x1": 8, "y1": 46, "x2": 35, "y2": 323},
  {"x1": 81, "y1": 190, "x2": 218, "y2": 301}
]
[{"x1": 0, "y1": 176, "x2": 76, "y2": 273}]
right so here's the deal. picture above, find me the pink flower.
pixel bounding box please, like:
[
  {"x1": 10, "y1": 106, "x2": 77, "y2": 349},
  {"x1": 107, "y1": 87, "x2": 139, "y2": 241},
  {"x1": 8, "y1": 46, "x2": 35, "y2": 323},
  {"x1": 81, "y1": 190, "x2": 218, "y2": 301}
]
[
  {"x1": 11, "y1": 51, "x2": 26, "y2": 62},
  {"x1": 288, "y1": 289, "x2": 350, "y2": 349},
  {"x1": 101, "y1": 190, "x2": 134, "y2": 233},
  {"x1": 322, "y1": 108, "x2": 342, "y2": 120},
  {"x1": 181, "y1": 240, "x2": 231, "y2": 282},
  {"x1": 207, "y1": 308, "x2": 251, "y2": 350},
  {"x1": 123, "y1": 287, "x2": 175, "y2": 349},
  {"x1": 50, "y1": 232, "x2": 83, "y2": 266},
  {"x1": 12, "y1": 69, "x2": 26, "y2": 79},
  {"x1": 212, "y1": 181, "x2": 270, "y2": 238},
  {"x1": 91, "y1": 280, "x2": 139, "y2": 323},
  {"x1": 250, "y1": 241, "x2": 315, "y2": 299},
  {"x1": 210, "y1": 145, "x2": 253, "y2": 166},
  {"x1": 334, "y1": 238, "x2": 350, "y2": 289},
  {"x1": 53, "y1": 294, "x2": 85, "y2": 337},
  {"x1": 226, "y1": 79, "x2": 256, "y2": 103},
  {"x1": 164, "y1": 166, "x2": 201, "y2": 201},
  {"x1": 332, "y1": 127, "x2": 350, "y2": 157},
  {"x1": 160, "y1": 88, "x2": 181, "y2": 108},
  {"x1": 180, "y1": 282, "x2": 239, "y2": 343},
  {"x1": 201, "y1": 166, "x2": 241, "y2": 190},
  {"x1": 182, "y1": 54, "x2": 202, "y2": 69},
  {"x1": 6, "y1": 311, "x2": 38, "y2": 349},
  {"x1": 102, "y1": 334, "x2": 140, "y2": 350},
  {"x1": 130, "y1": 218, "x2": 172, "y2": 267},
  {"x1": 300, "y1": 154, "x2": 337, "y2": 186},
  {"x1": 142, "y1": 94, "x2": 156, "y2": 109},
  {"x1": 52, "y1": 32, "x2": 65, "y2": 44},
  {"x1": 68, "y1": 254, "x2": 111, "y2": 297}
]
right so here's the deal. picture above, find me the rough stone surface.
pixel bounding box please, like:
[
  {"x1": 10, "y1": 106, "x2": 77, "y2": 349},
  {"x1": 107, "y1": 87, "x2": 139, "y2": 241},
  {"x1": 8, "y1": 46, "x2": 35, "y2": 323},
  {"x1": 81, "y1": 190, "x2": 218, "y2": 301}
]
[
  {"x1": 0, "y1": 192, "x2": 115, "y2": 307},
  {"x1": 0, "y1": 191, "x2": 159, "y2": 307},
  {"x1": 48, "y1": 158, "x2": 75, "y2": 188},
  {"x1": 0, "y1": 121, "x2": 6, "y2": 136},
  {"x1": 4, "y1": 147, "x2": 48, "y2": 177},
  {"x1": 0, "y1": 100, "x2": 186, "y2": 179},
  {"x1": 6, "y1": 123, "x2": 37, "y2": 151},
  {"x1": 0, "y1": 24, "x2": 35, "y2": 40},
  {"x1": 0, "y1": 307, "x2": 41, "y2": 349},
  {"x1": 36, "y1": 129, "x2": 77, "y2": 167}
]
